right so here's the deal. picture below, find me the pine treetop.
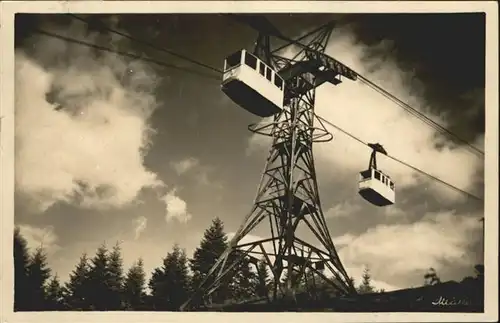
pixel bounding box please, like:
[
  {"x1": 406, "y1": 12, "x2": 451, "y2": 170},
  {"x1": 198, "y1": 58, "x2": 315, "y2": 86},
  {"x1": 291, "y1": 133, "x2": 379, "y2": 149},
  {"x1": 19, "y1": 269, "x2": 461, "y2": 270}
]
[
  {"x1": 90, "y1": 244, "x2": 109, "y2": 270},
  {"x1": 124, "y1": 258, "x2": 146, "y2": 298},
  {"x1": 361, "y1": 268, "x2": 371, "y2": 286},
  {"x1": 47, "y1": 275, "x2": 62, "y2": 292},
  {"x1": 191, "y1": 217, "x2": 228, "y2": 270},
  {"x1": 69, "y1": 254, "x2": 90, "y2": 278},
  {"x1": 201, "y1": 217, "x2": 227, "y2": 245},
  {"x1": 29, "y1": 247, "x2": 52, "y2": 284}
]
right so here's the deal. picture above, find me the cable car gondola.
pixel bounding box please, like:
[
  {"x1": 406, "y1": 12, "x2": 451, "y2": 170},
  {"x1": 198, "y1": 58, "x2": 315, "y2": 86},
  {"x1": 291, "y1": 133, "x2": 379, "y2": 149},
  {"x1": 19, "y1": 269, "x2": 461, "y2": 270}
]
[
  {"x1": 221, "y1": 49, "x2": 284, "y2": 117},
  {"x1": 358, "y1": 143, "x2": 395, "y2": 207}
]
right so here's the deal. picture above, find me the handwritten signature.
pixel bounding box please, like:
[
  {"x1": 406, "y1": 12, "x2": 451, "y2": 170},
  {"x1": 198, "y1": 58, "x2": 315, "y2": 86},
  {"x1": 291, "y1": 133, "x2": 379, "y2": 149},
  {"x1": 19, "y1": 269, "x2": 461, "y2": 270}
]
[{"x1": 431, "y1": 296, "x2": 471, "y2": 306}]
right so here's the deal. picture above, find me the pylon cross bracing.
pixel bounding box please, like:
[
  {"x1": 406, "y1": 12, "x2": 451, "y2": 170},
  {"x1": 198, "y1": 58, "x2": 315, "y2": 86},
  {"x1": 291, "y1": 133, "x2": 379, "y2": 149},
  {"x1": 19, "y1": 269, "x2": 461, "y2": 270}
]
[{"x1": 181, "y1": 19, "x2": 358, "y2": 310}]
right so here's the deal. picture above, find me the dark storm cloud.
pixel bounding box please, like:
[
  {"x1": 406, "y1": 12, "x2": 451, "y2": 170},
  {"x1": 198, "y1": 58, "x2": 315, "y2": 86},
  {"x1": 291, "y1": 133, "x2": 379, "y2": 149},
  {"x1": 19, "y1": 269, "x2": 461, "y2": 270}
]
[{"x1": 345, "y1": 13, "x2": 486, "y2": 140}]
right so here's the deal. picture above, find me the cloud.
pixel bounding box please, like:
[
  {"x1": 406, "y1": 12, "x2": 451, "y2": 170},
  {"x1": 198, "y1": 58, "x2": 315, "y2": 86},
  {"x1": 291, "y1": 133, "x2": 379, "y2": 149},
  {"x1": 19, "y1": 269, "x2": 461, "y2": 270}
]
[
  {"x1": 194, "y1": 167, "x2": 225, "y2": 193},
  {"x1": 163, "y1": 189, "x2": 192, "y2": 223},
  {"x1": 244, "y1": 117, "x2": 274, "y2": 156},
  {"x1": 228, "y1": 214, "x2": 481, "y2": 292},
  {"x1": 332, "y1": 233, "x2": 356, "y2": 247},
  {"x1": 226, "y1": 231, "x2": 405, "y2": 289},
  {"x1": 325, "y1": 200, "x2": 362, "y2": 218},
  {"x1": 18, "y1": 224, "x2": 61, "y2": 255},
  {"x1": 227, "y1": 232, "x2": 274, "y2": 253},
  {"x1": 171, "y1": 157, "x2": 225, "y2": 194},
  {"x1": 383, "y1": 205, "x2": 406, "y2": 218},
  {"x1": 171, "y1": 157, "x2": 200, "y2": 175},
  {"x1": 336, "y1": 210, "x2": 483, "y2": 287},
  {"x1": 133, "y1": 215, "x2": 148, "y2": 240},
  {"x1": 247, "y1": 26, "x2": 483, "y2": 202},
  {"x1": 226, "y1": 231, "x2": 400, "y2": 290},
  {"x1": 15, "y1": 22, "x2": 163, "y2": 212}
]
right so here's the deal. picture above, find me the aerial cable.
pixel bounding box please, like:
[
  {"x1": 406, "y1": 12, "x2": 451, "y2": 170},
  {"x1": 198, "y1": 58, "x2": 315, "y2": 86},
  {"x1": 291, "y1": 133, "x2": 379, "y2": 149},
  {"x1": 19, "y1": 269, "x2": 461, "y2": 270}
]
[
  {"x1": 67, "y1": 13, "x2": 225, "y2": 75},
  {"x1": 34, "y1": 28, "x2": 484, "y2": 202},
  {"x1": 270, "y1": 20, "x2": 337, "y2": 54},
  {"x1": 32, "y1": 28, "x2": 221, "y2": 81},
  {"x1": 227, "y1": 15, "x2": 484, "y2": 157},
  {"x1": 315, "y1": 114, "x2": 484, "y2": 202},
  {"x1": 69, "y1": 13, "x2": 485, "y2": 159},
  {"x1": 356, "y1": 75, "x2": 485, "y2": 157},
  {"x1": 359, "y1": 80, "x2": 470, "y2": 142}
]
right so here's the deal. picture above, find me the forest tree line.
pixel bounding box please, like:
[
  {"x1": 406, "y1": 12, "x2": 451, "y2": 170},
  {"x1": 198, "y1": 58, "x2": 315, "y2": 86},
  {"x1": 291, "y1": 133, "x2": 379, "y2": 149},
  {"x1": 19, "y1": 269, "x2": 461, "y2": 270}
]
[{"x1": 13, "y1": 217, "x2": 480, "y2": 311}]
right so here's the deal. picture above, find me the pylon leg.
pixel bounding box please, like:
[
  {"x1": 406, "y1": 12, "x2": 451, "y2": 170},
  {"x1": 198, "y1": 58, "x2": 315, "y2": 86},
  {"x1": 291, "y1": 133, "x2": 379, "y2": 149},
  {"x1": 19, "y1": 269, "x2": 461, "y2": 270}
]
[{"x1": 180, "y1": 96, "x2": 356, "y2": 311}]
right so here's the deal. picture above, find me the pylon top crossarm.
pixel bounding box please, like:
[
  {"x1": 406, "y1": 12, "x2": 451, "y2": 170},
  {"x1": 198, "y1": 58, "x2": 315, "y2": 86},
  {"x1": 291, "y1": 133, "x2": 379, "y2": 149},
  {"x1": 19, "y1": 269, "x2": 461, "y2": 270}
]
[{"x1": 239, "y1": 14, "x2": 358, "y2": 100}]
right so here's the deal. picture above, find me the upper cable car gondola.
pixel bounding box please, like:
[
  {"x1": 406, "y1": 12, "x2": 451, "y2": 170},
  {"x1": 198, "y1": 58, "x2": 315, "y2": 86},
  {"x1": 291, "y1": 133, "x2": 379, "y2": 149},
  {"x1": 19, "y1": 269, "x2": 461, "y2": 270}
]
[
  {"x1": 358, "y1": 143, "x2": 395, "y2": 207},
  {"x1": 221, "y1": 49, "x2": 284, "y2": 117}
]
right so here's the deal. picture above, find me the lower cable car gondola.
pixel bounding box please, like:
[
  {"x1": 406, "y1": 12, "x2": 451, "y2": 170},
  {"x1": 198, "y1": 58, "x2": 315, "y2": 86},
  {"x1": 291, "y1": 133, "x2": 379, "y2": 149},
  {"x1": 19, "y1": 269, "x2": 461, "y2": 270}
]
[
  {"x1": 358, "y1": 143, "x2": 395, "y2": 207},
  {"x1": 221, "y1": 49, "x2": 284, "y2": 117}
]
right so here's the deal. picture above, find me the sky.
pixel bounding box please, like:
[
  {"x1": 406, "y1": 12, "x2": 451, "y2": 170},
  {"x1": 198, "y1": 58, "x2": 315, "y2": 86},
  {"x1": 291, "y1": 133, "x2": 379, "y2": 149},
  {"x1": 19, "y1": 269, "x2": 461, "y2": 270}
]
[{"x1": 13, "y1": 13, "x2": 485, "y2": 292}]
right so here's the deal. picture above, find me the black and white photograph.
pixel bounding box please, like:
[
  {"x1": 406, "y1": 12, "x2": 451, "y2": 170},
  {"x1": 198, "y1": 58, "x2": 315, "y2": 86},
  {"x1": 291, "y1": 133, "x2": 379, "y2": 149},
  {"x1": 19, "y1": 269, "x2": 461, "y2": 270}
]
[{"x1": 0, "y1": 1, "x2": 498, "y2": 321}]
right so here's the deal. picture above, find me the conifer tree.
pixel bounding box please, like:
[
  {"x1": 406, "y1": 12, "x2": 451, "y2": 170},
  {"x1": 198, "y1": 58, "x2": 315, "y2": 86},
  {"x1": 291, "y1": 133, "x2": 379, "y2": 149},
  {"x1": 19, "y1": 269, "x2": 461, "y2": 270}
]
[
  {"x1": 189, "y1": 217, "x2": 230, "y2": 304},
  {"x1": 424, "y1": 267, "x2": 441, "y2": 286},
  {"x1": 45, "y1": 274, "x2": 65, "y2": 310},
  {"x1": 14, "y1": 227, "x2": 31, "y2": 311},
  {"x1": 256, "y1": 258, "x2": 271, "y2": 299},
  {"x1": 107, "y1": 243, "x2": 125, "y2": 310},
  {"x1": 87, "y1": 244, "x2": 110, "y2": 310},
  {"x1": 149, "y1": 267, "x2": 165, "y2": 308},
  {"x1": 349, "y1": 276, "x2": 355, "y2": 287},
  {"x1": 150, "y1": 244, "x2": 190, "y2": 310},
  {"x1": 229, "y1": 251, "x2": 258, "y2": 300},
  {"x1": 123, "y1": 258, "x2": 147, "y2": 310},
  {"x1": 27, "y1": 247, "x2": 52, "y2": 310},
  {"x1": 302, "y1": 271, "x2": 327, "y2": 296},
  {"x1": 358, "y1": 267, "x2": 375, "y2": 294},
  {"x1": 65, "y1": 253, "x2": 91, "y2": 310},
  {"x1": 474, "y1": 264, "x2": 484, "y2": 278},
  {"x1": 282, "y1": 268, "x2": 305, "y2": 290}
]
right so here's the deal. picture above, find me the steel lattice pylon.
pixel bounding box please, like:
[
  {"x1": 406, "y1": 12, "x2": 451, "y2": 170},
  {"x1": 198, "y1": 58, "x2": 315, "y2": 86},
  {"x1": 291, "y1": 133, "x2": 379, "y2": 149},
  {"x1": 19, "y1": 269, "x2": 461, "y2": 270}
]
[{"x1": 181, "y1": 18, "x2": 359, "y2": 311}]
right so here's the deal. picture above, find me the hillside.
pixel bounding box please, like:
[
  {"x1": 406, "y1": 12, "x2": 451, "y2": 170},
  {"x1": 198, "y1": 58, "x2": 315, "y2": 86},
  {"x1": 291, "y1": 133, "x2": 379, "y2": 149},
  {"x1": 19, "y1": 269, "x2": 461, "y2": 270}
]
[{"x1": 199, "y1": 278, "x2": 484, "y2": 312}]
